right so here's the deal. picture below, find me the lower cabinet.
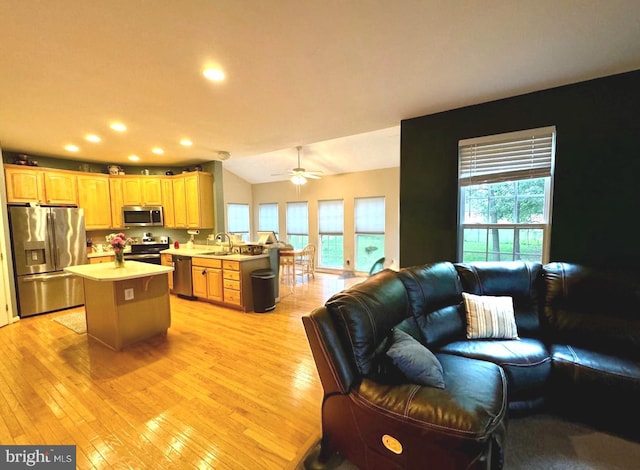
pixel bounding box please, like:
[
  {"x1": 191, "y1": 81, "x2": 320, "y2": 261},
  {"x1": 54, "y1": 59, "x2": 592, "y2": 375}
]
[
  {"x1": 160, "y1": 253, "x2": 174, "y2": 291},
  {"x1": 192, "y1": 257, "x2": 223, "y2": 302},
  {"x1": 89, "y1": 255, "x2": 114, "y2": 264},
  {"x1": 189, "y1": 256, "x2": 270, "y2": 312}
]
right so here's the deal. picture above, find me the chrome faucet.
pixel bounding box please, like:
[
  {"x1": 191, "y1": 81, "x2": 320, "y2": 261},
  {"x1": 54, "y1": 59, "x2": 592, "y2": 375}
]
[{"x1": 214, "y1": 232, "x2": 233, "y2": 254}]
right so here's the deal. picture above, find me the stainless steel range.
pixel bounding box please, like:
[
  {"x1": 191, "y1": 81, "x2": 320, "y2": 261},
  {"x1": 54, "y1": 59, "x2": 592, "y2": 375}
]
[{"x1": 125, "y1": 241, "x2": 169, "y2": 265}]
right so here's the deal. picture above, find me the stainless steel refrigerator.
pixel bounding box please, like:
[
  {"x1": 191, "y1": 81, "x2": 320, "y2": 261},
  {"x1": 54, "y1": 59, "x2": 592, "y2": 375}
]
[{"x1": 8, "y1": 206, "x2": 88, "y2": 317}]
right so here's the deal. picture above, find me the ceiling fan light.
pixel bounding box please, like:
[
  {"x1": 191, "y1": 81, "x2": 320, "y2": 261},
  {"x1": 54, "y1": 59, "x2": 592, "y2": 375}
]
[{"x1": 291, "y1": 174, "x2": 307, "y2": 185}]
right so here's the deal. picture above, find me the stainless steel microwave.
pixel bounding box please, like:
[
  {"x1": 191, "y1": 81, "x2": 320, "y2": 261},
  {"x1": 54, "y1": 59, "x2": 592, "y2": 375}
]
[{"x1": 122, "y1": 206, "x2": 164, "y2": 227}]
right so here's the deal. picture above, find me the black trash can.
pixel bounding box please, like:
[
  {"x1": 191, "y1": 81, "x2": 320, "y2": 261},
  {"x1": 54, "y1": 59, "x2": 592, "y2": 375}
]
[{"x1": 250, "y1": 269, "x2": 276, "y2": 313}]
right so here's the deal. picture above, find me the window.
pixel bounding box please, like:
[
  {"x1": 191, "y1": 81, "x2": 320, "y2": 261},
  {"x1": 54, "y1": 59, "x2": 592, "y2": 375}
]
[
  {"x1": 258, "y1": 203, "x2": 279, "y2": 239},
  {"x1": 458, "y1": 126, "x2": 555, "y2": 263},
  {"x1": 318, "y1": 200, "x2": 343, "y2": 269},
  {"x1": 355, "y1": 197, "x2": 385, "y2": 271},
  {"x1": 286, "y1": 202, "x2": 308, "y2": 249},
  {"x1": 227, "y1": 203, "x2": 250, "y2": 242}
]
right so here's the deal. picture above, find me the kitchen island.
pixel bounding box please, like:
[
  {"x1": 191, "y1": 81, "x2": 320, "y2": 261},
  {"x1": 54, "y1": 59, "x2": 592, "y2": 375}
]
[{"x1": 64, "y1": 261, "x2": 174, "y2": 351}]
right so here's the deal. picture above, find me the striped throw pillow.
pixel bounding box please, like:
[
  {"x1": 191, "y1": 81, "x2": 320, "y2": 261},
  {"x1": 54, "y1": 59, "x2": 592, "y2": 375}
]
[{"x1": 462, "y1": 293, "x2": 519, "y2": 339}]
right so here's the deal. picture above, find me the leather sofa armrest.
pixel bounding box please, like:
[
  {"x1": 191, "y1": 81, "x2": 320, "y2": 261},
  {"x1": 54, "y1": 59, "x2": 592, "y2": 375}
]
[{"x1": 303, "y1": 307, "x2": 358, "y2": 395}]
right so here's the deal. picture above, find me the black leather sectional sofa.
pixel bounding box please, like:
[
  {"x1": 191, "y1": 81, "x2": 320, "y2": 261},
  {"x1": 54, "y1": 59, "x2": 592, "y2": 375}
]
[{"x1": 302, "y1": 261, "x2": 640, "y2": 469}]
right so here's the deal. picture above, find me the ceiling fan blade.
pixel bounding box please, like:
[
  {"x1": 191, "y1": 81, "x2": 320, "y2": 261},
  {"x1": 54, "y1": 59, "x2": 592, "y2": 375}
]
[{"x1": 304, "y1": 173, "x2": 322, "y2": 179}]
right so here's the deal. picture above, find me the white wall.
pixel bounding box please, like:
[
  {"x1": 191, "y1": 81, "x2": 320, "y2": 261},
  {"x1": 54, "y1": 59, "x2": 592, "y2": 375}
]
[{"x1": 250, "y1": 167, "x2": 399, "y2": 273}]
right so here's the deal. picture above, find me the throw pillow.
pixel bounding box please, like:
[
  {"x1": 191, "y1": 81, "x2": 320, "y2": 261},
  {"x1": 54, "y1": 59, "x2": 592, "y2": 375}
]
[
  {"x1": 462, "y1": 292, "x2": 519, "y2": 339},
  {"x1": 385, "y1": 328, "x2": 445, "y2": 389}
]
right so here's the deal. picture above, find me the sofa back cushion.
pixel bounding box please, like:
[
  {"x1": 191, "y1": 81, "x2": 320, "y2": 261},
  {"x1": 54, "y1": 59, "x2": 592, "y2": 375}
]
[
  {"x1": 455, "y1": 261, "x2": 544, "y2": 337},
  {"x1": 325, "y1": 269, "x2": 410, "y2": 378},
  {"x1": 397, "y1": 262, "x2": 466, "y2": 347},
  {"x1": 543, "y1": 262, "x2": 640, "y2": 359}
]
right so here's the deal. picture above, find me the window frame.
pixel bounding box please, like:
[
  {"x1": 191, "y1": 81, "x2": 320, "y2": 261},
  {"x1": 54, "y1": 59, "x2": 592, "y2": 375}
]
[{"x1": 457, "y1": 126, "x2": 556, "y2": 263}]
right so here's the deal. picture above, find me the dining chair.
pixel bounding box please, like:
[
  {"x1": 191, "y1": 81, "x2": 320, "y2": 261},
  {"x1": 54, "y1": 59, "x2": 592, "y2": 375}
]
[{"x1": 295, "y1": 244, "x2": 316, "y2": 282}]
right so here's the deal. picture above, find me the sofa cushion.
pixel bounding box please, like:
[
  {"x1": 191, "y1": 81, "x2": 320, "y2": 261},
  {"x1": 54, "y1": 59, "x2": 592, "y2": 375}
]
[
  {"x1": 355, "y1": 353, "x2": 507, "y2": 439},
  {"x1": 386, "y1": 328, "x2": 445, "y2": 388},
  {"x1": 543, "y1": 262, "x2": 640, "y2": 360},
  {"x1": 455, "y1": 261, "x2": 543, "y2": 337},
  {"x1": 463, "y1": 293, "x2": 519, "y2": 339},
  {"x1": 549, "y1": 344, "x2": 640, "y2": 438},
  {"x1": 440, "y1": 338, "x2": 551, "y2": 409},
  {"x1": 397, "y1": 262, "x2": 466, "y2": 348},
  {"x1": 325, "y1": 269, "x2": 411, "y2": 378}
]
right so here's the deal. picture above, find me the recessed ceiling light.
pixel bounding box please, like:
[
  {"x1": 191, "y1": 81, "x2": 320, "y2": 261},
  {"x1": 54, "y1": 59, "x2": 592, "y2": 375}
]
[
  {"x1": 110, "y1": 122, "x2": 127, "y2": 132},
  {"x1": 85, "y1": 134, "x2": 101, "y2": 143},
  {"x1": 180, "y1": 139, "x2": 193, "y2": 147},
  {"x1": 203, "y1": 68, "x2": 225, "y2": 82},
  {"x1": 65, "y1": 144, "x2": 79, "y2": 152},
  {"x1": 152, "y1": 147, "x2": 164, "y2": 155},
  {"x1": 128, "y1": 155, "x2": 140, "y2": 161}
]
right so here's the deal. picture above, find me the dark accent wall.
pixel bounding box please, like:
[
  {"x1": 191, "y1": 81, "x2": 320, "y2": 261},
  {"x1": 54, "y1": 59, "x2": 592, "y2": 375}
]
[{"x1": 400, "y1": 70, "x2": 640, "y2": 269}]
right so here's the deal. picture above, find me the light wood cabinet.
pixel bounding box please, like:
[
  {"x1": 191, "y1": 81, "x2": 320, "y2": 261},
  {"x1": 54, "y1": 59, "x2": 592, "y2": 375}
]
[
  {"x1": 192, "y1": 257, "x2": 223, "y2": 302},
  {"x1": 222, "y1": 260, "x2": 242, "y2": 307},
  {"x1": 183, "y1": 172, "x2": 214, "y2": 228},
  {"x1": 4, "y1": 166, "x2": 45, "y2": 203},
  {"x1": 121, "y1": 177, "x2": 142, "y2": 206},
  {"x1": 77, "y1": 174, "x2": 111, "y2": 229},
  {"x1": 109, "y1": 178, "x2": 125, "y2": 228},
  {"x1": 160, "y1": 177, "x2": 176, "y2": 228},
  {"x1": 89, "y1": 255, "x2": 114, "y2": 264},
  {"x1": 118, "y1": 176, "x2": 163, "y2": 206},
  {"x1": 44, "y1": 170, "x2": 78, "y2": 205},
  {"x1": 172, "y1": 176, "x2": 187, "y2": 228},
  {"x1": 4, "y1": 165, "x2": 78, "y2": 205},
  {"x1": 141, "y1": 178, "x2": 162, "y2": 205},
  {"x1": 4, "y1": 165, "x2": 216, "y2": 231},
  {"x1": 160, "y1": 253, "x2": 174, "y2": 290}
]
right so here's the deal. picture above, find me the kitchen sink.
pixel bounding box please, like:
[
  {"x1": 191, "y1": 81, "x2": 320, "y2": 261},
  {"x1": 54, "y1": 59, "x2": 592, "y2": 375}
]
[{"x1": 198, "y1": 251, "x2": 234, "y2": 256}]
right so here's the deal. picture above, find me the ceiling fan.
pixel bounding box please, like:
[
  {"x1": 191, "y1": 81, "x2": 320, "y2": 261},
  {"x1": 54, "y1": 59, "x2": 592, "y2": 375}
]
[{"x1": 273, "y1": 146, "x2": 322, "y2": 185}]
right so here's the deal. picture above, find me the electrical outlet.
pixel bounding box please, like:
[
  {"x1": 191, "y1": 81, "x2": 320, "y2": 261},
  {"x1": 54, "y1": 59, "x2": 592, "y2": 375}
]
[{"x1": 124, "y1": 288, "x2": 134, "y2": 301}]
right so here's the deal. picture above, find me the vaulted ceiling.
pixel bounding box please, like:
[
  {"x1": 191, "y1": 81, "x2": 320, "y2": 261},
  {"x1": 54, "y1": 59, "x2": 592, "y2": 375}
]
[{"x1": 1, "y1": 1, "x2": 639, "y2": 183}]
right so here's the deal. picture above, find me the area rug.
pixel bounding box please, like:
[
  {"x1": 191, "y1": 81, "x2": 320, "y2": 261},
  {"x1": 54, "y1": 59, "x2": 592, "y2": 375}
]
[
  {"x1": 52, "y1": 312, "x2": 87, "y2": 334},
  {"x1": 298, "y1": 414, "x2": 640, "y2": 469}
]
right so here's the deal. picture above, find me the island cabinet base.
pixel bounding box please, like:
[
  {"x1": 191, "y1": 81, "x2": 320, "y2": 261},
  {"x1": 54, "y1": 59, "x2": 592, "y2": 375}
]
[{"x1": 82, "y1": 273, "x2": 171, "y2": 351}]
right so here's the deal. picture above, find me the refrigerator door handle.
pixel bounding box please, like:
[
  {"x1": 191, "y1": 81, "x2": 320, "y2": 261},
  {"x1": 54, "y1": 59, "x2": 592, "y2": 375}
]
[
  {"x1": 47, "y1": 211, "x2": 58, "y2": 268},
  {"x1": 21, "y1": 272, "x2": 76, "y2": 282}
]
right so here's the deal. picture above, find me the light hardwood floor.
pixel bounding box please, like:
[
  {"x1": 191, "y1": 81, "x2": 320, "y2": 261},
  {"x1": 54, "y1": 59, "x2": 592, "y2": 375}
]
[{"x1": 0, "y1": 273, "x2": 363, "y2": 469}]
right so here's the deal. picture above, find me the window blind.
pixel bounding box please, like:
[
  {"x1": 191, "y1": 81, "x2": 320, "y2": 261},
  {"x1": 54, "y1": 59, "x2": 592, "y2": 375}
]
[
  {"x1": 258, "y1": 203, "x2": 278, "y2": 232},
  {"x1": 318, "y1": 200, "x2": 344, "y2": 234},
  {"x1": 286, "y1": 202, "x2": 308, "y2": 235},
  {"x1": 459, "y1": 126, "x2": 555, "y2": 186},
  {"x1": 355, "y1": 197, "x2": 385, "y2": 233},
  {"x1": 227, "y1": 203, "x2": 249, "y2": 233}
]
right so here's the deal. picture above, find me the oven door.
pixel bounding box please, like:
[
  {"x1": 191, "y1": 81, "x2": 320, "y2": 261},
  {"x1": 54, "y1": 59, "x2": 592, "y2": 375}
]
[{"x1": 124, "y1": 253, "x2": 161, "y2": 265}]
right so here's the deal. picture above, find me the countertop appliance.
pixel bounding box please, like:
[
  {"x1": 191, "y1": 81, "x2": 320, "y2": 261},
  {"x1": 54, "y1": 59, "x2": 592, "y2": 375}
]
[
  {"x1": 122, "y1": 205, "x2": 163, "y2": 227},
  {"x1": 125, "y1": 241, "x2": 170, "y2": 265},
  {"x1": 8, "y1": 206, "x2": 87, "y2": 317},
  {"x1": 172, "y1": 255, "x2": 195, "y2": 299}
]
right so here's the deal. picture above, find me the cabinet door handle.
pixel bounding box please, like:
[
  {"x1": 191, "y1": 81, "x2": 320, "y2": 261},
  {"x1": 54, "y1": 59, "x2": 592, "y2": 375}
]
[{"x1": 201, "y1": 269, "x2": 207, "y2": 276}]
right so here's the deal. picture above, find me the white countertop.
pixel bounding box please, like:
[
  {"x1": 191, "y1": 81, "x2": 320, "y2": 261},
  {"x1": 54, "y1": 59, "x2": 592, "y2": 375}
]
[
  {"x1": 65, "y1": 260, "x2": 174, "y2": 281},
  {"x1": 161, "y1": 245, "x2": 269, "y2": 261}
]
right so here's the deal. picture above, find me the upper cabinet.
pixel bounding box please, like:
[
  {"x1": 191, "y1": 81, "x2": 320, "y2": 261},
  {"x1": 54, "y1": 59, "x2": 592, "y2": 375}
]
[
  {"x1": 4, "y1": 166, "x2": 45, "y2": 203},
  {"x1": 4, "y1": 165, "x2": 77, "y2": 205},
  {"x1": 4, "y1": 165, "x2": 215, "y2": 230},
  {"x1": 160, "y1": 177, "x2": 175, "y2": 228},
  {"x1": 184, "y1": 172, "x2": 215, "y2": 228},
  {"x1": 44, "y1": 170, "x2": 78, "y2": 205},
  {"x1": 77, "y1": 174, "x2": 111, "y2": 229},
  {"x1": 109, "y1": 177, "x2": 125, "y2": 229},
  {"x1": 116, "y1": 176, "x2": 163, "y2": 206}
]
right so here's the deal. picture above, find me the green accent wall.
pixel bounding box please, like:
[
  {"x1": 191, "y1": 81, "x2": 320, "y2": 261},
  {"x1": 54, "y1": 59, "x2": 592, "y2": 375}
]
[{"x1": 400, "y1": 70, "x2": 640, "y2": 269}]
